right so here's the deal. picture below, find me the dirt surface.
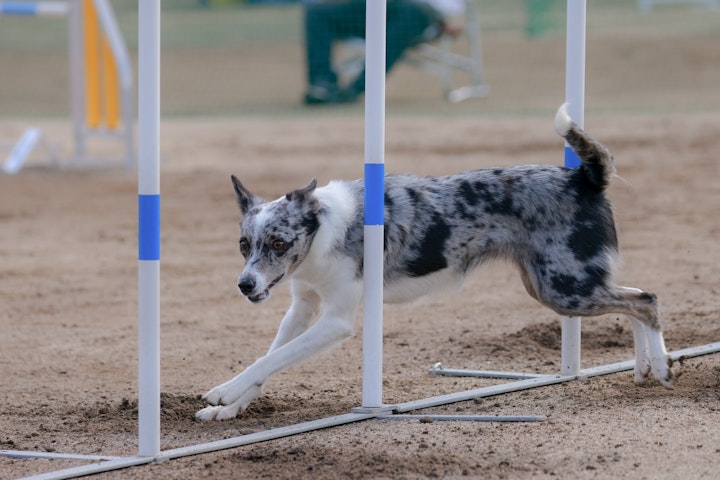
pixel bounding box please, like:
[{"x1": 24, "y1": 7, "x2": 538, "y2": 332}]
[
  {"x1": 2, "y1": 4, "x2": 720, "y2": 479},
  {"x1": 2, "y1": 110, "x2": 720, "y2": 479}
]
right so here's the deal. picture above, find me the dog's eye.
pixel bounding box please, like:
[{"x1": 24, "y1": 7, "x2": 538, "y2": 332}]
[
  {"x1": 239, "y1": 239, "x2": 250, "y2": 256},
  {"x1": 271, "y1": 239, "x2": 286, "y2": 252}
]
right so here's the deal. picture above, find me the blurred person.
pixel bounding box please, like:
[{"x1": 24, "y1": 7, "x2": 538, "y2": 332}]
[{"x1": 303, "y1": 0, "x2": 465, "y2": 105}]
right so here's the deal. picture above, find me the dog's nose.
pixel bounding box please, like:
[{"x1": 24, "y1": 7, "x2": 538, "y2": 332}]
[{"x1": 238, "y1": 277, "x2": 256, "y2": 296}]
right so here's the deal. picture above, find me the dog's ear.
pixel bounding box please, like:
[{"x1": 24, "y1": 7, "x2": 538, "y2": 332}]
[
  {"x1": 231, "y1": 175, "x2": 261, "y2": 215},
  {"x1": 285, "y1": 178, "x2": 317, "y2": 203}
]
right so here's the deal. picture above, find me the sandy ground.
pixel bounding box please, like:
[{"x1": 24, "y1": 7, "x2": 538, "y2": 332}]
[
  {"x1": 2, "y1": 111, "x2": 720, "y2": 479},
  {"x1": 2, "y1": 4, "x2": 720, "y2": 478}
]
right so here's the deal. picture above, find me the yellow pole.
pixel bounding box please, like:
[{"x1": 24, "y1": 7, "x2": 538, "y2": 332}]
[
  {"x1": 83, "y1": 0, "x2": 101, "y2": 128},
  {"x1": 103, "y1": 36, "x2": 120, "y2": 129}
]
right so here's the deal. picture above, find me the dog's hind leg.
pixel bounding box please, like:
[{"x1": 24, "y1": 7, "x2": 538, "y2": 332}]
[
  {"x1": 526, "y1": 261, "x2": 674, "y2": 387},
  {"x1": 610, "y1": 286, "x2": 673, "y2": 388},
  {"x1": 517, "y1": 264, "x2": 540, "y2": 302},
  {"x1": 562, "y1": 285, "x2": 673, "y2": 388},
  {"x1": 630, "y1": 316, "x2": 652, "y2": 384}
]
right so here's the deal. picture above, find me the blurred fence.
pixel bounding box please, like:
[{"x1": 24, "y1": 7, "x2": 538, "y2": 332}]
[{"x1": 0, "y1": 0, "x2": 718, "y2": 118}]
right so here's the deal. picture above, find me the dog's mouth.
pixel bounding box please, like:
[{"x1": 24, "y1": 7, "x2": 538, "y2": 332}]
[
  {"x1": 245, "y1": 275, "x2": 283, "y2": 304},
  {"x1": 247, "y1": 291, "x2": 269, "y2": 304}
]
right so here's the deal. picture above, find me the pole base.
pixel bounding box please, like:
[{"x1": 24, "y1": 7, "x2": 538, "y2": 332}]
[{"x1": 351, "y1": 405, "x2": 397, "y2": 414}]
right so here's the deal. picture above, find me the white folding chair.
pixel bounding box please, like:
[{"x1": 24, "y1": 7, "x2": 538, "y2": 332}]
[
  {"x1": 403, "y1": 0, "x2": 488, "y2": 102},
  {"x1": 335, "y1": 0, "x2": 488, "y2": 103}
]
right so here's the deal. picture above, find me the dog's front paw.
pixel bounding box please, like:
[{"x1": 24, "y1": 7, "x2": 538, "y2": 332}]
[
  {"x1": 196, "y1": 385, "x2": 263, "y2": 421},
  {"x1": 196, "y1": 405, "x2": 225, "y2": 421},
  {"x1": 202, "y1": 378, "x2": 246, "y2": 406},
  {"x1": 196, "y1": 404, "x2": 243, "y2": 421},
  {"x1": 202, "y1": 386, "x2": 226, "y2": 406},
  {"x1": 202, "y1": 368, "x2": 266, "y2": 407}
]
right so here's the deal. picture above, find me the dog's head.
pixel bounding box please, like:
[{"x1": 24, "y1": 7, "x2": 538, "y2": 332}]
[{"x1": 231, "y1": 175, "x2": 321, "y2": 303}]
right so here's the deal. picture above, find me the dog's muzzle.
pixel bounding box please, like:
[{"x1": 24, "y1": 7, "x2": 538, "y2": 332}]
[
  {"x1": 238, "y1": 276, "x2": 256, "y2": 296},
  {"x1": 238, "y1": 274, "x2": 282, "y2": 304},
  {"x1": 238, "y1": 275, "x2": 265, "y2": 303}
]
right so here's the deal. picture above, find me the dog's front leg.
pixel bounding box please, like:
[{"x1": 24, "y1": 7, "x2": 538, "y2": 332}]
[
  {"x1": 197, "y1": 283, "x2": 319, "y2": 421},
  {"x1": 267, "y1": 280, "x2": 320, "y2": 353},
  {"x1": 196, "y1": 283, "x2": 361, "y2": 421}
]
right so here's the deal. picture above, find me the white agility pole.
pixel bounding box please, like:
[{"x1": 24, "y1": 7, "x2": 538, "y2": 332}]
[
  {"x1": 137, "y1": 0, "x2": 161, "y2": 458},
  {"x1": 560, "y1": 0, "x2": 586, "y2": 377},
  {"x1": 360, "y1": 0, "x2": 387, "y2": 410}
]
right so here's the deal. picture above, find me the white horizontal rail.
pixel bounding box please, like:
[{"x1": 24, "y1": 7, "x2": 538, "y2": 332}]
[{"x1": 0, "y1": 1, "x2": 68, "y2": 16}]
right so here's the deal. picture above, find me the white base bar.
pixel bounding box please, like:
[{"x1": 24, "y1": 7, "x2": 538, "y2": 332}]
[
  {"x1": 160, "y1": 413, "x2": 377, "y2": 460},
  {"x1": 411, "y1": 341, "x2": 720, "y2": 413},
  {"x1": 0, "y1": 450, "x2": 125, "y2": 462},
  {"x1": 377, "y1": 414, "x2": 546, "y2": 422},
  {"x1": 14, "y1": 457, "x2": 153, "y2": 480},
  {"x1": 429, "y1": 362, "x2": 547, "y2": 379}
]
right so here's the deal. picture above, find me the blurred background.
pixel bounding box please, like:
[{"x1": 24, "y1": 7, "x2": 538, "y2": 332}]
[{"x1": 0, "y1": 0, "x2": 718, "y2": 120}]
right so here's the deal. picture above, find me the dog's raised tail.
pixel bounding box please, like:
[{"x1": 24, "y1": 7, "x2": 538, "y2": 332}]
[{"x1": 554, "y1": 103, "x2": 615, "y2": 190}]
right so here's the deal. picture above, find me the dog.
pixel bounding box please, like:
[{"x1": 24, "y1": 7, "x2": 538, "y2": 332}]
[{"x1": 196, "y1": 104, "x2": 674, "y2": 421}]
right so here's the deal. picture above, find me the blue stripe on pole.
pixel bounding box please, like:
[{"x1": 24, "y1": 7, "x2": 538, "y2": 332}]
[
  {"x1": 564, "y1": 145, "x2": 581, "y2": 169},
  {"x1": 0, "y1": 3, "x2": 38, "y2": 15},
  {"x1": 364, "y1": 163, "x2": 384, "y2": 226},
  {"x1": 138, "y1": 195, "x2": 160, "y2": 261}
]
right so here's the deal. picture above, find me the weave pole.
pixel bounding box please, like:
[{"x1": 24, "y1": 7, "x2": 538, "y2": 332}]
[
  {"x1": 137, "y1": 0, "x2": 161, "y2": 458},
  {"x1": 560, "y1": 0, "x2": 586, "y2": 377},
  {"x1": 360, "y1": 0, "x2": 387, "y2": 410}
]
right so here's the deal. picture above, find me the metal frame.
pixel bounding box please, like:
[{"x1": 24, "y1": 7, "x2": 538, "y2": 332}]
[
  {"x1": 403, "y1": 0, "x2": 489, "y2": 102},
  {"x1": 68, "y1": 0, "x2": 135, "y2": 170},
  {"x1": 0, "y1": 0, "x2": 134, "y2": 173}
]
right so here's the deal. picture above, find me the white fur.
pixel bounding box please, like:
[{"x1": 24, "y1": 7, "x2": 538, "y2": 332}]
[
  {"x1": 384, "y1": 268, "x2": 464, "y2": 303},
  {"x1": 554, "y1": 102, "x2": 574, "y2": 137},
  {"x1": 303, "y1": 181, "x2": 357, "y2": 264}
]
